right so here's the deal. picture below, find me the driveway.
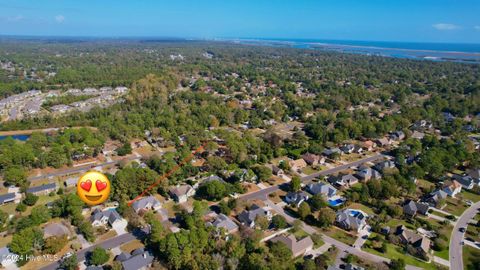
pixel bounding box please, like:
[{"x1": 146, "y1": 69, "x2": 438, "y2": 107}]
[{"x1": 449, "y1": 201, "x2": 480, "y2": 270}]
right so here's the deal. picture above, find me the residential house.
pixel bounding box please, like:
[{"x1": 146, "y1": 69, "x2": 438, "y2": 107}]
[
  {"x1": 453, "y1": 175, "x2": 475, "y2": 190},
  {"x1": 115, "y1": 248, "x2": 154, "y2": 270},
  {"x1": 301, "y1": 153, "x2": 325, "y2": 166},
  {"x1": 271, "y1": 165, "x2": 284, "y2": 176},
  {"x1": 306, "y1": 182, "x2": 337, "y2": 198},
  {"x1": 327, "y1": 174, "x2": 359, "y2": 188},
  {"x1": 424, "y1": 190, "x2": 448, "y2": 207},
  {"x1": 270, "y1": 234, "x2": 313, "y2": 257},
  {"x1": 90, "y1": 209, "x2": 128, "y2": 232},
  {"x1": 169, "y1": 184, "x2": 195, "y2": 203},
  {"x1": 391, "y1": 131, "x2": 405, "y2": 141},
  {"x1": 411, "y1": 131, "x2": 425, "y2": 140},
  {"x1": 374, "y1": 160, "x2": 396, "y2": 173},
  {"x1": 355, "y1": 167, "x2": 381, "y2": 182},
  {"x1": 340, "y1": 144, "x2": 355, "y2": 154},
  {"x1": 289, "y1": 159, "x2": 307, "y2": 172},
  {"x1": 64, "y1": 177, "x2": 78, "y2": 188},
  {"x1": 285, "y1": 191, "x2": 310, "y2": 207},
  {"x1": 467, "y1": 169, "x2": 480, "y2": 185},
  {"x1": 395, "y1": 225, "x2": 431, "y2": 258},
  {"x1": 207, "y1": 213, "x2": 239, "y2": 234},
  {"x1": 132, "y1": 196, "x2": 162, "y2": 214},
  {"x1": 26, "y1": 183, "x2": 57, "y2": 196},
  {"x1": 322, "y1": 148, "x2": 342, "y2": 158},
  {"x1": 360, "y1": 140, "x2": 376, "y2": 151},
  {"x1": 375, "y1": 137, "x2": 391, "y2": 147},
  {"x1": 0, "y1": 193, "x2": 15, "y2": 205},
  {"x1": 238, "y1": 204, "x2": 272, "y2": 228},
  {"x1": 335, "y1": 209, "x2": 368, "y2": 232},
  {"x1": 403, "y1": 200, "x2": 430, "y2": 217},
  {"x1": 442, "y1": 180, "x2": 462, "y2": 198}
]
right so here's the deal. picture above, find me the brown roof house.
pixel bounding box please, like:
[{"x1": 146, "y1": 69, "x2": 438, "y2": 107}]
[
  {"x1": 301, "y1": 153, "x2": 325, "y2": 166},
  {"x1": 270, "y1": 234, "x2": 313, "y2": 257},
  {"x1": 289, "y1": 159, "x2": 307, "y2": 172},
  {"x1": 395, "y1": 225, "x2": 431, "y2": 259},
  {"x1": 169, "y1": 184, "x2": 196, "y2": 203}
]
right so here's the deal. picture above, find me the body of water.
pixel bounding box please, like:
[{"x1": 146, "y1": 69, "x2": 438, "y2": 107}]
[
  {"x1": 226, "y1": 38, "x2": 480, "y2": 63},
  {"x1": 0, "y1": 134, "x2": 30, "y2": 141}
]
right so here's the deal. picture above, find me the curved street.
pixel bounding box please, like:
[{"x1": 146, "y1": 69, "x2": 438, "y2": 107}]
[{"x1": 449, "y1": 201, "x2": 480, "y2": 270}]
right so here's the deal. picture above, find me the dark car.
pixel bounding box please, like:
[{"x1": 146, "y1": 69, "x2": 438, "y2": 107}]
[{"x1": 459, "y1": 227, "x2": 466, "y2": 233}]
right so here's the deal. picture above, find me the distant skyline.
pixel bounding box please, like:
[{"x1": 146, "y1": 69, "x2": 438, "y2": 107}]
[{"x1": 0, "y1": 0, "x2": 479, "y2": 44}]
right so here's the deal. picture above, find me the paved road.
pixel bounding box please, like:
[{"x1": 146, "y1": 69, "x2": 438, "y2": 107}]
[
  {"x1": 39, "y1": 233, "x2": 135, "y2": 270},
  {"x1": 239, "y1": 154, "x2": 386, "y2": 202},
  {"x1": 28, "y1": 156, "x2": 138, "y2": 182},
  {"x1": 301, "y1": 153, "x2": 385, "y2": 182},
  {"x1": 449, "y1": 201, "x2": 480, "y2": 270}
]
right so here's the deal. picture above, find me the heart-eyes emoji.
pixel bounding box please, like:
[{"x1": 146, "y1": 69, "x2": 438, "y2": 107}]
[{"x1": 77, "y1": 171, "x2": 111, "y2": 205}]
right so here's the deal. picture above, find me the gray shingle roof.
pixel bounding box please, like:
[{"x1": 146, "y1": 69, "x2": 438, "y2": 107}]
[
  {"x1": 0, "y1": 193, "x2": 15, "y2": 204},
  {"x1": 26, "y1": 183, "x2": 56, "y2": 194}
]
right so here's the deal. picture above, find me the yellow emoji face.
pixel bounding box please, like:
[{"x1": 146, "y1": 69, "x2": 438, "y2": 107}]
[{"x1": 77, "y1": 171, "x2": 111, "y2": 205}]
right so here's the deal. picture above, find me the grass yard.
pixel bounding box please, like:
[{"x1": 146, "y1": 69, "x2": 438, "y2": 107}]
[
  {"x1": 322, "y1": 227, "x2": 356, "y2": 246},
  {"x1": 386, "y1": 218, "x2": 416, "y2": 230},
  {"x1": 120, "y1": 239, "x2": 144, "y2": 253},
  {"x1": 459, "y1": 191, "x2": 480, "y2": 203},
  {"x1": 443, "y1": 198, "x2": 468, "y2": 217},
  {"x1": 463, "y1": 245, "x2": 480, "y2": 270},
  {"x1": 301, "y1": 166, "x2": 317, "y2": 175},
  {"x1": 363, "y1": 234, "x2": 439, "y2": 270}
]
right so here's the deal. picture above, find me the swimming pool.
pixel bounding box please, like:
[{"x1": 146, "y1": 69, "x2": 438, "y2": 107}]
[
  {"x1": 0, "y1": 134, "x2": 30, "y2": 141},
  {"x1": 328, "y1": 198, "x2": 344, "y2": 207},
  {"x1": 348, "y1": 210, "x2": 362, "y2": 217}
]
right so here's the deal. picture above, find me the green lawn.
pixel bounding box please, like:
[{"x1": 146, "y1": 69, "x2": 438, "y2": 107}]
[
  {"x1": 386, "y1": 218, "x2": 416, "y2": 230},
  {"x1": 323, "y1": 227, "x2": 356, "y2": 246},
  {"x1": 363, "y1": 234, "x2": 439, "y2": 270},
  {"x1": 301, "y1": 166, "x2": 317, "y2": 175},
  {"x1": 443, "y1": 198, "x2": 468, "y2": 216},
  {"x1": 459, "y1": 191, "x2": 480, "y2": 203},
  {"x1": 434, "y1": 249, "x2": 449, "y2": 260},
  {"x1": 463, "y1": 245, "x2": 480, "y2": 270}
]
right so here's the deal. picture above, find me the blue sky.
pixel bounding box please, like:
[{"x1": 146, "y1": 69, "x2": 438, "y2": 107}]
[{"x1": 0, "y1": 0, "x2": 479, "y2": 43}]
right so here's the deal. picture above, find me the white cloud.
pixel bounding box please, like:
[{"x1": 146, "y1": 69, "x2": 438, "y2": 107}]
[
  {"x1": 6, "y1": 15, "x2": 24, "y2": 22},
  {"x1": 432, "y1": 23, "x2": 459, "y2": 30},
  {"x1": 475, "y1": 26, "x2": 480, "y2": 31},
  {"x1": 55, "y1": 15, "x2": 65, "y2": 23}
]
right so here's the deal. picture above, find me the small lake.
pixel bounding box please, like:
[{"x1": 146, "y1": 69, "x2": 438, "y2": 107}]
[{"x1": 0, "y1": 134, "x2": 30, "y2": 141}]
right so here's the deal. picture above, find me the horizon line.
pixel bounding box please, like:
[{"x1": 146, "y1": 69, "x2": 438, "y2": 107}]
[{"x1": 1, "y1": 34, "x2": 480, "y2": 45}]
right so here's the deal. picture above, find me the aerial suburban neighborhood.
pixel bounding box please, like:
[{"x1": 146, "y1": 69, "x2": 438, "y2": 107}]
[{"x1": 0, "y1": 8, "x2": 479, "y2": 270}]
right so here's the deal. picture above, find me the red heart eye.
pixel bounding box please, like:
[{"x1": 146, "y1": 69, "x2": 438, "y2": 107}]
[
  {"x1": 96, "y1": 180, "x2": 107, "y2": 191},
  {"x1": 80, "y1": 180, "x2": 92, "y2": 191}
]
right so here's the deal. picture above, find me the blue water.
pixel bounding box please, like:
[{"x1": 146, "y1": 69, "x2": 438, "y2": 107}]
[
  {"x1": 0, "y1": 134, "x2": 30, "y2": 141},
  {"x1": 328, "y1": 198, "x2": 344, "y2": 207},
  {"x1": 230, "y1": 38, "x2": 480, "y2": 63}
]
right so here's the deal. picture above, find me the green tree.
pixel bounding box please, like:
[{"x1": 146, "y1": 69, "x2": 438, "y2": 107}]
[
  {"x1": 23, "y1": 193, "x2": 39, "y2": 206},
  {"x1": 89, "y1": 247, "x2": 110, "y2": 265},
  {"x1": 3, "y1": 166, "x2": 27, "y2": 187},
  {"x1": 116, "y1": 142, "x2": 132, "y2": 156},
  {"x1": 297, "y1": 202, "x2": 311, "y2": 219},
  {"x1": 43, "y1": 235, "x2": 68, "y2": 254},
  {"x1": 271, "y1": 215, "x2": 288, "y2": 229},
  {"x1": 290, "y1": 176, "x2": 301, "y2": 192},
  {"x1": 60, "y1": 254, "x2": 78, "y2": 270},
  {"x1": 317, "y1": 207, "x2": 336, "y2": 227}
]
